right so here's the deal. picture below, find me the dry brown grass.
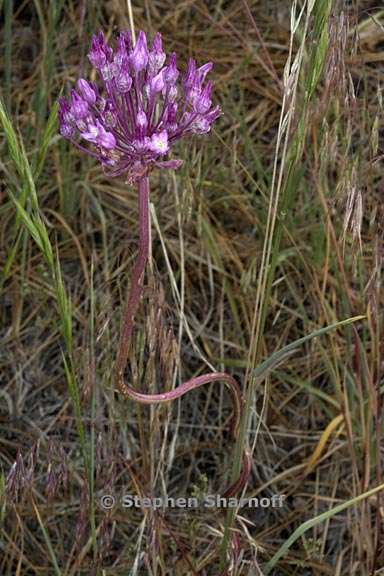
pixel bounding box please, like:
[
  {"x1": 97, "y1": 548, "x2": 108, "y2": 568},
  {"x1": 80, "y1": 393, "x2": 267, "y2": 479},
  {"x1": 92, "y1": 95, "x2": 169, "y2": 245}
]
[{"x1": 1, "y1": 1, "x2": 384, "y2": 574}]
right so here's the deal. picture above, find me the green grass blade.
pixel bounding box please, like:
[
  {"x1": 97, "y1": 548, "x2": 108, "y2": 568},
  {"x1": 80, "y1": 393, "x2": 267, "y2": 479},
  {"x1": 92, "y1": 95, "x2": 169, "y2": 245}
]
[
  {"x1": 254, "y1": 315, "x2": 365, "y2": 380},
  {"x1": 264, "y1": 481, "x2": 384, "y2": 573},
  {"x1": 3, "y1": 0, "x2": 13, "y2": 111},
  {"x1": 1, "y1": 96, "x2": 89, "y2": 480},
  {"x1": 31, "y1": 499, "x2": 62, "y2": 576},
  {"x1": 33, "y1": 99, "x2": 59, "y2": 180}
]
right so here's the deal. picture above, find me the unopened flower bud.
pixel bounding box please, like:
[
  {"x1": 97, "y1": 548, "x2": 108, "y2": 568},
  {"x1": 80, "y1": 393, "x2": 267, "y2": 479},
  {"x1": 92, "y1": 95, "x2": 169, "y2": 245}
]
[
  {"x1": 88, "y1": 31, "x2": 109, "y2": 68},
  {"x1": 130, "y1": 31, "x2": 149, "y2": 73},
  {"x1": 194, "y1": 81, "x2": 212, "y2": 114},
  {"x1": 197, "y1": 62, "x2": 213, "y2": 83},
  {"x1": 70, "y1": 91, "x2": 88, "y2": 119},
  {"x1": 150, "y1": 70, "x2": 165, "y2": 94},
  {"x1": 164, "y1": 53, "x2": 179, "y2": 84},
  {"x1": 101, "y1": 62, "x2": 118, "y2": 81},
  {"x1": 136, "y1": 109, "x2": 148, "y2": 129},
  {"x1": 82, "y1": 120, "x2": 116, "y2": 150},
  {"x1": 116, "y1": 70, "x2": 132, "y2": 93},
  {"x1": 191, "y1": 116, "x2": 210, "y2": 134},
  {"x1": 76, "y1": 79, "x2": 97, "y2": 104},
  {"x1": 148, "y1": 32, "x2": 166, "y2": 75},
  {"x1": 60, "y1": 123, "x2": 75, "y2": 138}
]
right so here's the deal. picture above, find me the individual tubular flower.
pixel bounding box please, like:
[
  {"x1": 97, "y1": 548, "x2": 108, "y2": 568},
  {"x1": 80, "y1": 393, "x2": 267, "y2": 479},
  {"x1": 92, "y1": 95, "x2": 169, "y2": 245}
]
[{"x1": 58, "y1": 30, "x2": 222, "y2": 182}]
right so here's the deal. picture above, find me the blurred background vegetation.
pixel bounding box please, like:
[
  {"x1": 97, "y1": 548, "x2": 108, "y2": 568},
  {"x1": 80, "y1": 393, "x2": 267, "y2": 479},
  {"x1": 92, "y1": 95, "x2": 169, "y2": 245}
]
[{"x1": 1, "y1": 0, "x2": 384, "y2": 574}]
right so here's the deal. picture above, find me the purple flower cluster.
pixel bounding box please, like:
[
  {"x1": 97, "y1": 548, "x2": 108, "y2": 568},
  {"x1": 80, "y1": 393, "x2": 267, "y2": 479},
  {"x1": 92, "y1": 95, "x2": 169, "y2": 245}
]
[{"x1": 59, "y1": 30, "x2": 221, "y2": 181}]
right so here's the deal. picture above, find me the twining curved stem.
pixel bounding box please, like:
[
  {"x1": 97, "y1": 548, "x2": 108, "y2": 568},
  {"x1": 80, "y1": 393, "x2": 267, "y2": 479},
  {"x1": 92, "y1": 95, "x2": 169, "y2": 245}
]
[
  {"x1": 222, "y1": 450, "x2": 252, "y2": 499},
  {"x1": 115, "y1": 176, "x2": 250, "y2": 496}
]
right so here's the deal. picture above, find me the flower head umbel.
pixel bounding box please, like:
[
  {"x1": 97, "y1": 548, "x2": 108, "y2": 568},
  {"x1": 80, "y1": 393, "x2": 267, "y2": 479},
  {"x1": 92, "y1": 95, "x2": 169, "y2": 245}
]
[{"x1": 59, "y1": 30, "x2": 222, "y2": 182}]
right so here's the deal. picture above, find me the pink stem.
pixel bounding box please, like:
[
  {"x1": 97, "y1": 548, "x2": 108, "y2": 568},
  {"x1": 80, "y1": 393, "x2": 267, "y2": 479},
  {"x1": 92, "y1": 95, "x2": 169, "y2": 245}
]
[
  {"x1": 115, "y1": 176, "x2": 150, "y2": 376},
  {"x1": 115, "y1": 176, "x2": 250, "y2": 495}
]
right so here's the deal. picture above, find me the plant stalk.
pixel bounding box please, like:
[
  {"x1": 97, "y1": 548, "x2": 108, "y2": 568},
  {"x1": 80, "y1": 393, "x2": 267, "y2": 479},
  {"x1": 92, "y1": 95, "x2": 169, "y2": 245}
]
[{"x1": 115, "y1": 175, "x2": 250, "y2": 516}]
